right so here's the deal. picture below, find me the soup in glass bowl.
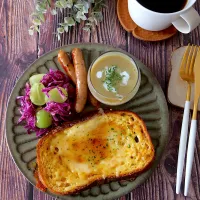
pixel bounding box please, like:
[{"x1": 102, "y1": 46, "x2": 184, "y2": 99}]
[{"x1": 88, "y1": 51, "x2": 141, "y2": 105}]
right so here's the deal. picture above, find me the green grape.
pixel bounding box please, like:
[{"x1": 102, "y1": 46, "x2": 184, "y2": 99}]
[
  {"x1": 36, "y1": 109, "x2": 52, "y2": 129},
  {"x1": 29, "y1": 74, "x2": 45, "y2": 86},
  {"x1": 46, "y1": 87, "x2": 68, "y2": 103},
  {"x1": 30, "y1": 83, "x2": 46, "y2": 106}
]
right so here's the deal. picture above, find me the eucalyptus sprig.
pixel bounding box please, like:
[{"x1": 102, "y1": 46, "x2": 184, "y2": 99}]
[
  {"x1": 29, "y1": 0, "x2": 106, "y2": 40},
  {"x1": 83, "y1": 0, "x2": 105, "y2": 32},
  {"x1": 29, "y1": 0, "x2": 51, "y2": 35}
]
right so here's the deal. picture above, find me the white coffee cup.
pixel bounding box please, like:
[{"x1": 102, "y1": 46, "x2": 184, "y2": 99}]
[{"x1": 128, "y1": 0, "x2": 200, "y2": 33}]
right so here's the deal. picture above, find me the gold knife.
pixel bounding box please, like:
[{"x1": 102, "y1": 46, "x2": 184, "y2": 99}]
[{"x1": 184, "y1": 48, "x2": 200, "y2": 196}]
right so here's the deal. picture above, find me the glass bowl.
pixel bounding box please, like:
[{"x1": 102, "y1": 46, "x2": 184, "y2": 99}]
[{"x1": 87, "y1": 51, "x2": 141, "y2": 106}]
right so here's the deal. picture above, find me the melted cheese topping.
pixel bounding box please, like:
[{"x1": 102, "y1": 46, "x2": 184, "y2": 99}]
[{"x1": 39, "y1": 113, "x2": 154, "y2": 192}]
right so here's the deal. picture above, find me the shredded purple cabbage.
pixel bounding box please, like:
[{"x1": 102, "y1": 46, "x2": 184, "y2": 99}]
[
  {"x1": 41, "y1": 69, "x2": 70, "y2": 87},
  {"x1": 17, "y1": 83, "x2": 36, "y2": 133},
  {"x1": 17, "y1": 69, "x2": 75, "y2": 137},
  {"x1": 44, "y1": 101, "x2": 73, "y2": 124},
  {"x1": 17, "y1": 83, "x2": 48, "y2": 137}
]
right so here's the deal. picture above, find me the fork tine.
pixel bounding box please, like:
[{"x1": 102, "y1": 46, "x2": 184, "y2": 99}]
[
  {"x1": 189, "y1": 46, "x2": 198, "y2": 75},
  {"x1": 185, "y1": 45, "x2": 194, "y2": 74},
  {"x1": 179, "y1": 44, "x2": 190, "y2": 73}
]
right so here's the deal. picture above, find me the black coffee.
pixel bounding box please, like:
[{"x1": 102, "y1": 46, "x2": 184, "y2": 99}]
[{"x1": 137, "y1": 0, "x2": 187, "y2": 13}]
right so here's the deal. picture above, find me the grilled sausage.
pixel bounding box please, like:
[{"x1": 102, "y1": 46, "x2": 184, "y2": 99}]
[
  {"x1": 58, "y1": 49, "x2": 99, "y2": 109},
  {"x1": 88, "y1": 91, "x2": 100, "y2": 108},
  {"x1": 72, "y1": 48, "x2": 88, "y2": 113},
  {"x1": 58, "y1": 50, "x2": 76, "y2": 84}
]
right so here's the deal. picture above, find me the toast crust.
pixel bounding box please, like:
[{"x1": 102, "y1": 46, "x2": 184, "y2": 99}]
[{"x1": 36, "y1": 110, "x2": 155, "y2": 195}]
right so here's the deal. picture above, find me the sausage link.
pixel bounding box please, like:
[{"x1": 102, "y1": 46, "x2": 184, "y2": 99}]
[
  {"x1": 58, "y1": 50, "x2": 76, "y2": 84},
  {"x1": 72, "y1": 48, "x2": 88, "y2": 113},
  {"x1": 88, "y1": 91, "x2": 100, "y2": 108}
]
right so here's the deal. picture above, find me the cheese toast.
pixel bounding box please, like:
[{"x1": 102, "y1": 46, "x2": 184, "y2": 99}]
[{"x1": 36, "y1": 111, "x2": 155, "y2": 195}]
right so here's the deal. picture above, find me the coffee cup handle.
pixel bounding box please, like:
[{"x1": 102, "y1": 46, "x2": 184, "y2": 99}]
[{"x1": 172, "y1": 7, "x2": 200, "y2": 34}]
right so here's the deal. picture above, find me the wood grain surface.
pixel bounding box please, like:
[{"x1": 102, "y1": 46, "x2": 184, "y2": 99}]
[{"x1": 1, "y1": 0, "x2": 200, "y2": 200}]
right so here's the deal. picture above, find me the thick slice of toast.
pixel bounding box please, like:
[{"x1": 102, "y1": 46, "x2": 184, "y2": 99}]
[{"x1": 37, "y1": 111, "x2": 155, "y2": 195}]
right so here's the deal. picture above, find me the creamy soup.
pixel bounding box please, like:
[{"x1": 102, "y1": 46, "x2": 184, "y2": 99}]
[{"x1": 88, "y1": 52, "x2": 140, "y2": 105}]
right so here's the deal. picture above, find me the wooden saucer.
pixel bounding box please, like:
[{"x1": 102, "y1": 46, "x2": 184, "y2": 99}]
[{"x1": 117, "y1": 0, "x2": 177, "y2": 41}]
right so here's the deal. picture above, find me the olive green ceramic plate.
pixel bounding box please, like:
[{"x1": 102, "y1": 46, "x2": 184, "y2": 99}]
[{"x1": 6, "y1": 43, "x2": 169, "y2": 200}]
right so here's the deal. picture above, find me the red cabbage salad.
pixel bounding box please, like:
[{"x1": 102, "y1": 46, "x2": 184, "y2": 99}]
[{"x1": 17, "y1": 69, "x2": 75, "y2": 137}]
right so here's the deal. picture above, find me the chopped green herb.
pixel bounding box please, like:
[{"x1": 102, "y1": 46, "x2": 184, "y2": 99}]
[
  {"x1": 103, "y1": 66, "x2": 124, "y2": 92},
  {"x1": 128, "y1": 144, "x2": 131, "y2": 148}
]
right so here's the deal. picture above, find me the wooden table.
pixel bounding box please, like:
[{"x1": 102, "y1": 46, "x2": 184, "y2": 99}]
[{"x1": 1, "y1": 1, "x2": 200, "y2": 200}]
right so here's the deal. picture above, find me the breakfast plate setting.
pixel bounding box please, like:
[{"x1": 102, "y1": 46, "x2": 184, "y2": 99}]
[
  {"x1": 3, "y1": 0, "x2": 200, "y2": 200},
  {"x1": 6, "y1": 44, "x2": 169, "y2": 199}
]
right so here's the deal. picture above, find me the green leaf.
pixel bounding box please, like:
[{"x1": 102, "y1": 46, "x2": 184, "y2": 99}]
[
  {"x1": 74, "y1": 1, "x2": 89, "y2": 13},
  {"x1": 55, "y1": 1, "x2": 63, "y2": 8},
  {"x1": 82, "y1": 1, "x2": 90, "y2": 12},
  {"x1": 75, "y1": 16, "x2": 81, "y2": 23},
  {"x1": 38, "y1": 13, "x2": 45, "y2": 22},
  {"x1": 51, "y1": 9, "x2": 57, "y2": 15},
  {"x1": 31, "y1": 12, "x2": 39, "y2": 17},
  {"x1": 34, "y1": 25, "x2": 40, "y2": 32},
  {"x1": 36, "y1": 3, "x2": 47, "y2": 13},
  {"x1": 59, "y1": 23, "x2": 66, "y2": 27},
  {"x1": 32, "y1": 18, "x2": 42, "y2": 26},
  {"x1": 57, "y1": 27, "x2": 64, "y2": 33},
  {"x1": 76, "y1": 11, "x2": 87, "y2": 20},
  {"x1": 74, "y1": 4, "x2": 82, "y2": 9},
  {"x1": 64, "y1": 17, "x2": 75, "y2": 26},
  {"x1": 66, "y1": 0, "x2": 73, "y2": 8},
  {"x1": 47, "y1": 0, "x2": 51, "y2": 7},
  {"x1": 60, "y1": 0, "x2": 68, "y2": 8}
]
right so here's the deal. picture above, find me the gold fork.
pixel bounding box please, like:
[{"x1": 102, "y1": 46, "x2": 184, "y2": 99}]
[
  {"x1": 184, "y1": 47, "x2": 200, "y2": 196},
  {"x1": 176, "y1": 44, "x2": 198, "y2": 194}
]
